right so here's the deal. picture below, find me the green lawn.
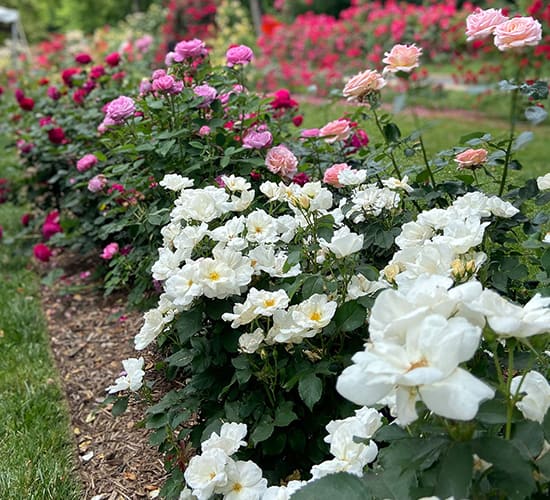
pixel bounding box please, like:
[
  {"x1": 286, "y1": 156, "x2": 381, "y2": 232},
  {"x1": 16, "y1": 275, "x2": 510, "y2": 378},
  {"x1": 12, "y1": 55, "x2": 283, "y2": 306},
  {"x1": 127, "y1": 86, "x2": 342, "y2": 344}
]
[{"x1": 0, "y1": 188, "x2": 81, "y2": 497}]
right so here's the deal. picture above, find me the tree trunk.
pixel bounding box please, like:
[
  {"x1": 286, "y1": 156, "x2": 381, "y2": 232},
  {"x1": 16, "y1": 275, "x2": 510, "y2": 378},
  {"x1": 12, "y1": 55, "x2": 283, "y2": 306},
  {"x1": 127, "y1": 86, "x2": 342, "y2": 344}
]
[{"x1": 248, "y1": 0, "x2": 262, "y2": 37}]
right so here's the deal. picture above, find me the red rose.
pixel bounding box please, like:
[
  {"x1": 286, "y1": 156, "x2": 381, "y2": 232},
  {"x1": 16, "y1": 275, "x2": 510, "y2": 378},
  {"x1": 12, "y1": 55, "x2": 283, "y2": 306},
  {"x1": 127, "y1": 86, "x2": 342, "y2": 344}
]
[
  {"x1": 33, "y1": 243, "x2": 53, "y2": 262},
  {"x1": 75, "y1": 52, "x2": 92, "y2": 64},
  {"x1": 90, "y1": 65, "x2": 105, "y2": 79},
  {"x1": 61, "y1": 67, "x2": 80, "y2": 87},
  {"x1": 48, "y1": 127, "x2": 66, "y2": 144},
  {"x1": 21, "y1": 213, "x2": 32, "y2": 226},
  {"x1": 19, "y1": 97, "x2": 35, "y2": 111},
  {"x1": 105, "y1": 52, "x2": 121, "y2": 67},
  {"x1": 292, "y1": 115, "x2": 303, "y2": 127}
]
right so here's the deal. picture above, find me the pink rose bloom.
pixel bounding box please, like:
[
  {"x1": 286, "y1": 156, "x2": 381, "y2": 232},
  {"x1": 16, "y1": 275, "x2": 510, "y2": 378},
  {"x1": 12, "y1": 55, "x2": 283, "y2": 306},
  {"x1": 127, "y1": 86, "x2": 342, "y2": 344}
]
[
  {"x1": 139, "y1": 78, "x2": 152, "y2": 96},
  {"x1": 265, "y1": 145, "x2": 298, "y2": 178},
  {"x1": 343, "y1": 69, "x2": 386, "y2": 102},
  {"x1": 77, "y1": 153, "x2": 98, "y2": 172},
  {"x1": 323, "y1": 163, "x2": 351, "y2": 187},
  {"x1": 466, "y1": 8, "x2": 508, "y2": 42},
  {"x1": 494, "y1": 17, "x2": 542, "y2": 51},
  {"x1": 301, "y1": 128, "x2": 320, "y2": 138},
  {"x1": 226, "y1": 45, "x2": 254, "y2": 67},
  {"x1": 383, "y1": 44, "x2": 423, "y2": 74},
  {"x1": 319, "y1": 119, "x2": 351, "y2": 143},
  {"x1": 243, "y1": 128, "x2": 273, "y2": 149},
  {"x1": 454, "y1": 148, "x2": 488, "y2": 169},
  {"x1": 198, "y1": 125, "x2": 211, "y2": 136},
  {"x1": 88, "y1": 174, "x2": 107, "y2": 193},
  {"x1": 152, "y1": 69, "x2": 166, "y2": 79},
  {"x1": 47, "y1": 86, "x2": 61, "y2": 100},
  {"x1": 152, "y1": 75, "x2": 182, "y2": 94},
  {"x1": 100, "y1": 242, "x2": 119, "y2": 260},
  {"x1": 33, "y1": 243, "x2": 53, "y2": 262},
  {"x1": 105, "y1": 52, "x2": 121, "y2": 67},
  {"x1": 194, "y1": 84, "x2": 217, "y2": 107},
  {"x1": 75, "y1": 52, "x2": 92, "y2": 64},
  {"x1": 136, "y1": 34, "x2": 153, "y2": 53},
  {"x1": 105, "y1": 96, "x2": 136, "y2": 123},
  {"x1": 174, "y1": 39, "x2": 207, "y2": 61},
  {"x1": 346, "y1": 129, "x2": 369, "y2": 152}
]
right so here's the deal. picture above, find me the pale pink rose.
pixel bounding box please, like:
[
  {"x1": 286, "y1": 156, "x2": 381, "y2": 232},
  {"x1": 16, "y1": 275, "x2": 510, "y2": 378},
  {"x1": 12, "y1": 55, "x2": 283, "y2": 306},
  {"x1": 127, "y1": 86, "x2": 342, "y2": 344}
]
[
  {"x1": 466, "y1": 8, "x2": 508, "y2": 42},
  {"x1": 243, "y1": 129, "x2": 273, "y2": 149},
  {"x1": 101, "y1": 242, "x2": 119, "y2": 260},
  {"x1": 494, "y1": 16, "x2": 542, "y2": 51},
  {"x1": 265, "y1": 145, "x2": 298, "y2": 178},
  {"x1": 88, "y1": 174, "x2": 107, "y2": 192},
  {"x1": 226, "y1": 45, "x2": 254, "y2": 67},
  {"x1": 319, "y1": 119, "x2": 351, "y2": 143},
  {"x1": 454, "y1": 148, "x2": 488, "y2": 169},
  {"x1": 198, "y1": 125, "x2": 211, "y2": 136},
  {"x1": 300, "y1": 128, "x2": 320, "y2": 138},
  {"x1": 77, "y1": 153, "x2": 98, "y2": 172},
  {"x1": 343, "y1": 69, "x2": 386, "y2": 102},
  {"x1": 105, "y1": 96, "x2": 135, "y2": 123},
  {"x1": 323, "y1": 163, "x2": 351, "y2": 187},
  {"x1": 382, "y1": 44, "x2": 423, "y2": 74}
]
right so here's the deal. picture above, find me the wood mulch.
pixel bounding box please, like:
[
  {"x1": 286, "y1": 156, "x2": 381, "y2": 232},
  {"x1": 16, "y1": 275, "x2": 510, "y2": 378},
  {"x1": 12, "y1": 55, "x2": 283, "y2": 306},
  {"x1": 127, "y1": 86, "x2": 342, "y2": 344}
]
[{"x1": 37, "y1": 252, "x2": 170, "y2": 500}]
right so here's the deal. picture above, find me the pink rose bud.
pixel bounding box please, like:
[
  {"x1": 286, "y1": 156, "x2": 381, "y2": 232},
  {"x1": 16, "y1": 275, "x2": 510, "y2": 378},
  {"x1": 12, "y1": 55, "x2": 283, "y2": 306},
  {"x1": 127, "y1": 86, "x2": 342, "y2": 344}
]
[
  {"x1": 100, "y1": 242, "x2": 119, "y2": 260},
  {"x1": 226, "y1": 44, "x2": 254, "y2": 67},
  {"x1": 77, "y1": 153, "x2": 98, "y2": 172},
  {"x1": 494, "y1": 16, "x2": 542, "y2": 51},
  {"x1": 319, "y1": 119, "x2": 352, "y2": 143},
  {"x1": 323, "y1": 163, "x2": 351, "y2": 187},
  {"x1": 265, "y1": 145, "x2": 298, "y2": 178},
  {"x1": 454, "y1": 148, "x2": 488, "y2": 170},
  {"x1": 466, "y1": 8, "x2": 509, "y2": 42}
]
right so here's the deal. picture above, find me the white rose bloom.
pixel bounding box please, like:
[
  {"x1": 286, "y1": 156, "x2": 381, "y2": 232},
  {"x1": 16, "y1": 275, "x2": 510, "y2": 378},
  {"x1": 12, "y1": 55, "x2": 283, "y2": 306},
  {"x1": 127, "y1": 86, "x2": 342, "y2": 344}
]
[
  {"x1": 177, "y1": 487, "x2": 196, "y2": 500},
  {"x1": 267, "y1": 309, "x2": 310, "y2": 344},
  {"x1": 337, "y1": 314, "x2": 494, "y2": 425},
  {"x1": 319, "y1": 226, "x2": 364, "y2": 258},
  {"x1": 469, "y1": 290, "x2": 550, "y2": 338},
  {"x1": 262, "y1": 481, "x2": 307, "y2": 500},
  {"x1": 238, "y1": 329, "x2": 265, "y2": 354},
  {"x1": 299, "y1": 182, "x2": 334, "y2": 211},
  {"x1": 432, "y1": 216, "x2": 490, "y2": 254},
  {"x1": 209, "y1": 216, "x2": 247, "y2": 251},
  {"x1": 213, "y1": 246, "x2": 254, "y2": 289},
  {"x1": 159, "y1": 174, "x2": 194, "y2": 191},
  {"x1": 416, "y1": 207, "x2": 456, "y2": 230},
  {"x1": 246, "y1": 210, "x2": 279, "y2": 244},
  {"x1": 220, "y1": 459, "x2": 267, "y2": 500},
  {"x1": 338, "y1": 168, "x2": 367, "y2": 186},
  {"x1": 382, "y1": 175, "x2": 414, "y2": 193},
  {"x1": 395, "y1": 221, "x2": 434, "y2": 249},
  {"x1": 275, "y1": 214, "x2": 298, "y2": 243},
  {"x1": 390, "y1": 242, "x2": 456, "y2": 281},
  {"x1": 161, "y1": 221, "x2": 183, "y2": 248},
  {"x1": 346, "y1": 273, "x2": 387, "y2": 301},
  {"x1": 151, "y1": 247, "x2": 184, "y2": 281},
  {"x1": 511, "y1": 371, "x2": 550, "y2": 423},
  {"x1": 291, "y1": 294, "x2": 337, "y2": 332},
  {"x1": 451, "y1": 192, "x2": 491, "y2": 218},
  {"x1": 107, "y1": 357, "x2": 145, "y2": 393},
  {"x1": 202, "y1": 423, "x2": 248, "y2": 455},
  {"x1": 221, "y1": 175, "x2": 251, "y2": 192},
  {"x1": 173, "y1": 223, "x2": 209, "y2": 252},
  {"x1": 347, "y1": 186, "x2": 400, "y2": 221},
  {"x1": 486, "y1": 196, "x2": 519, "y2": 218},
  {"x1": 544, "y1": 232, "x2": 550, "y2": 244},
  {"x1": 248, "y1": 245, "x2": 301, "y2": 278},
  {"x1": 171, "y1": 187, "x2": 230, "y2": 223},
  {"x1": 135, "y1": 308, "x2": 167, "y2": 350},
  {"x1": 537, "y1": 173, "x2": 550, "y2": 191},
  {"x1": 230, "y1": 189, "x2": 255, "y2": 212},
  {"x1": 197, "y1": 258, "x2": 240, "y2": 299},
  {"x1": 184, "y1": 448, "x2": 229, "y2": 500},
  {"x1": 164, "y1": 262, "x2": 203, "y2": 308},
  {"x1": 248, "y1": 288, "x2": 290, "y2": 316},
  {"x1": 259, "y1": 181, "x2": 283, "y2": 201},
  {"x1": 222, "y1": 300, "x2": 258, "y2": 328}
]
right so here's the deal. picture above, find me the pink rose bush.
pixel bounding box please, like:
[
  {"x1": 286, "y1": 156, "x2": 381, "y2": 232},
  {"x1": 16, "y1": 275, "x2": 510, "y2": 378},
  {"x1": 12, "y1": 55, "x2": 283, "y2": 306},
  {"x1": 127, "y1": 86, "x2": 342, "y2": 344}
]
[{"x1": 226, "y1": 44, "x2": 254, "y2": 67}]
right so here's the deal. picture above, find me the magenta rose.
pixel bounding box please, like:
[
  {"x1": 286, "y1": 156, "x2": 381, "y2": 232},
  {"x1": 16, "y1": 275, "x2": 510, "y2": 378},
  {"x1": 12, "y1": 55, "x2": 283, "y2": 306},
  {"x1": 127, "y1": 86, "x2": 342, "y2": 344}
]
[
  {"x1": 194, "y1": 84, "x2": 217, "y2": 107},
  {"x1": 33, "y1": 243, "x2": 53, "y2": 262},
  {"x1": 75, "y1": 52, "x2": 92, "y2": 64},
  {"x1": 47, "y1": 86, "x2": 61, "y2": 100},
  {"x1": 48, "y1": 127, "x2": 66, "y2": 144},
  {"x1": 174, "y1": 39, "x2": 207, "y2": 61},
  {"x1": 105, "y1": 96, "x2": 135, "y2": 123},
  {"x1": 100, "y1": 242, "x2": 119, "y2": 260},
  {"x1": 226, "y1": 45, "x2": 254, "y2": 67},
  {"x1": 243, "y1": 128, "x2": 273, "y2": 149},
  {"x1": 77, "y1": 153, "x2": 98, "y2": 173},
  {"x1": 105, "y1": 52, "x2": 121, "y2": 67},
  {"x1": 265, "y1": 145, "x2": 298, "y2": 178},
  {"x1": 88, "y1": 174, "x2": 107, "y2": 193}
]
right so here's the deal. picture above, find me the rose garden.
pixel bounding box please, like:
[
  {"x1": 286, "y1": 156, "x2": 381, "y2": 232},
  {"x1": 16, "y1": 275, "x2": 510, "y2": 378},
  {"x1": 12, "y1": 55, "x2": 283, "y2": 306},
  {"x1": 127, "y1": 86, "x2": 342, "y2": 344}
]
[{"x1": 0, "y1": 0, "x2": 549, "y2": 499}]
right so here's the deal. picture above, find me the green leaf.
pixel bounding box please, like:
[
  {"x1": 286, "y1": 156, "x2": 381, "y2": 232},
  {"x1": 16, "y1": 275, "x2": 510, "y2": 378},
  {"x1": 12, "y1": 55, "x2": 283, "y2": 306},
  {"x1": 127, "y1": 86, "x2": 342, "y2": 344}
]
[
  {"x1": 165, "y1": 349, "x2": 193, "y2": 367},
  {"x1": 298, "y1": 373, "x2": 323, "y2": 410},
  {"x1": 512, "y1": 420, "x2": 544, "y2": 459},
  {"x1": 334, "y1": 301, "x2": 367, "y2": 332},
  {"x1": 274, "y1": 401, "x2": 298, "y2": 427},
  {"x1": 373, "y1": 424, "x2": 410, "y2": 442},
  {"x1": 292, "y1": 472, "x2": 372, "y2": 500},
  {"x1": 512, "y1": 131, "x2": 534, "y2": 151},
  {"x1": 301, "y1": 275, "x2": 326, "y2": 298},
  {"x1": 111, "y1": 396, "x2": 129, "y2": 416},
  {"x1": 250, "y1": 414, "x2": 274, "y2": 445},
  {"x1": 476, "y1": 398, "x2": 509, "y2": 424},
  {"x1": 158, "y1": 139, "x2": 176, "y2": 157},
  {"x1": 542, "y1": 249, "x2": 550, "y2": 274},
  {"x1": 435, "y1": 442, "x2": 473, "y2": 499},
  {"x1": 383, "y1": 122, "x2": 401, "y2": 143},
  {"x1": 174, "y1": 307, "x2": 204, "y2": 343},
  {"x1": 459, "y1": 131, "x2": 486, "y2": 144}
]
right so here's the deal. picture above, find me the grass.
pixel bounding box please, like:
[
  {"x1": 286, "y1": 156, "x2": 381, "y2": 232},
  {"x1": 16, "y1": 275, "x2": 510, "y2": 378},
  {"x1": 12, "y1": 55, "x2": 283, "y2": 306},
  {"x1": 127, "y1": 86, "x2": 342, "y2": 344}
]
[{"x1": 0, "y1": 188, "x2": 81, "y2": 496}]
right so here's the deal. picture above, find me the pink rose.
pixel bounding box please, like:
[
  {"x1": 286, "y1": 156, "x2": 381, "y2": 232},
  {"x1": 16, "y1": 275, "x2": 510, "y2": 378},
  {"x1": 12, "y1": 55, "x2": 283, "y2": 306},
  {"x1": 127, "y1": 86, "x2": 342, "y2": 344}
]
[
  {"x1": 343, "y1": 69, "x2": 386, "y2": 102},
  {"x1": 319, "y1": 119, "x2": 351, "y2": 143},
  {"x1": 382, "y1": 44, "x2": 423, "y2": 74},
  {"x1": 226, "y1": 45, "x2": 254, "y2": 67},
  {"x1": 105, "y1": 96, "x2": 135, "y2": 123},
  {"x1": 243, "y1": 128, "x2": 273, "y2": 149},
  {"x1": 265, "y1": 145, "x2": 298, "y2": 178},
  {"x1": 88, "y1": 174, "x2": 107, "y2": 193},
  {"x1": 136, "y1": 35, "x2": 153, "y2": 53},
  {"x1": 194, "y1": 84, "x2": 217, "y2": 107},
  {"x1": 105, "y1": 52, "x2": 121, "y2": 67},
  {"x1": 139, "y1": 78, "x2": 152, "y2": 96},
  {"x1": 466, "y1": 8, "x2": 508, "y2": 42},
  {"x1": 323, "y1": 163, "x2": 351, "y2": 187},
  {"x1": 300, "y1": 128, "x2": 320, "y2": 138},
  {"x1": 101, "y1": 242, "x2": 119, "y2": 260},
  {"x1": 454, "y1": 148, "x2": 488, "y2": 169},
  {"x1": 75, "y1": 52, "x2": 92, "y2": 64},
  {"x1": 47, "y1": 86, "x2": 61, "y2": 100},
  {"x1": 33, "y1": 243, "x2": 53, "y2": 262},
  {"x1": 199, "y1": 125, "x2": 211, "y2": 136},
  {"x1": 494, "y1": 16, "x2": 542, "y2": 51},
  {"x1": 152, "y1": 75, "x2": 183, "y2": 94},
  {"x1": 174, "y1": 39, "x2": 207, "y2": 61},
  {"x1": 77, "y1": 153, "x2": 98, "y2": 172}
]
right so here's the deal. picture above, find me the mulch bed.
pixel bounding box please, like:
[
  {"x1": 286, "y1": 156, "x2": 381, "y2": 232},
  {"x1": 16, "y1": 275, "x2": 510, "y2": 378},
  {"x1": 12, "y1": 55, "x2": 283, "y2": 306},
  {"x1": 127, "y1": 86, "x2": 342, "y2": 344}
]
[{"x1": 38, "y1": 252, "x2": 169, "y2": 499}]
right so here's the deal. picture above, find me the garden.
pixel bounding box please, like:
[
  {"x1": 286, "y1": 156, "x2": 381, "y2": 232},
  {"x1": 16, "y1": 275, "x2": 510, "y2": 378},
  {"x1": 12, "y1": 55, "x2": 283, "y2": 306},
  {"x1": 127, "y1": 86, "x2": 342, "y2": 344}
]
[{"x1": 0, "y1": 0, "x2": 549, "y2": 498}]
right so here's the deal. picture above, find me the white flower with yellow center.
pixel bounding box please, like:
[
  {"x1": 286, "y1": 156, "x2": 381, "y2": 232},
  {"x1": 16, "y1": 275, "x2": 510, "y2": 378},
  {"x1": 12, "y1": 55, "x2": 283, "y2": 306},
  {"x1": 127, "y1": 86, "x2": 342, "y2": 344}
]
[
  {"x1": 151, "y1": 247, "x2": 185, "y2": 281},
  {"x1": 184, "y1": 448, "x2": 229, "y2": 500},
  {"x1": 238, "y1": 329, "x2": 265, "y2": 354},
  {"x1": 164, "y1": 261, "x2": 203, "y2": 308},
  {"x1": 292, "y1": 294, "x2": 337, "y2": 332},
  {"x1": 221, "y1": 459, "x2": 267, "y2": 500},
  {"x1": 221, "y1": 174, "x2": 251, "y2": 192},
  {"x1": 245, "y1": 209, "x2": 278, "y2": 244},
  {"x1": 382, "y1": 175, "x2": 413, "y2": 193}
]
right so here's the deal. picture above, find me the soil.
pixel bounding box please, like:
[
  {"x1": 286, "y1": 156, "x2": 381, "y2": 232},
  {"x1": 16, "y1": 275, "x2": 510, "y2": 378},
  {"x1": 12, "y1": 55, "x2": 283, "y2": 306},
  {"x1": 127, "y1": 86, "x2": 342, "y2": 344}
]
[{"x1": 38, "y1": 252, "x2": 169, "y2": 500}]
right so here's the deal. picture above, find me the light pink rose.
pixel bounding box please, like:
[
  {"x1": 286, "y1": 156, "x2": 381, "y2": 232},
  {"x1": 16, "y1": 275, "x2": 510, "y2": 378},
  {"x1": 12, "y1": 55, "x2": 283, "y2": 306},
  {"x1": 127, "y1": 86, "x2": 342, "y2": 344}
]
[
  {"x1": 77, "y1": 153, "x2": 98, "y2": 172},
  {"x1": 226, "y1": 45, "x2": 254, "y2": 67},
  {"x1": 243, "y1": 128, "x2": 273, "y2": 149},
  {"x1": 343, "y1": 69, "x2": 386, "y2": 102},
  {"x1": 265, "y1": 145, "x2": 298, "y2": 178},
  {"x1": 494, "y1": 16, "x2": 542, "y2": 51},
  {"x1": 106, "y1": 96, "x2": 135, "y2": 123},
  {"x1": 319, "y1": 119, "x2": 351, "y2": 143},
  {"x1": 174, "y1": 39, "x2": 207, "y2": 61},
  {"x1": 101, "y1": 242, "x2": 119, "y2": 260},
  {"x1": 136, "y1": 34, "x2": 153, "y2": 53},
  {"x1": 152, "y1": 75, "x2": 183, "y2": 94},
  {"x1": 466, "y1": 8, "x2": 508, "y2": 42},
  {"x1": 300, "y1": 128, "x2": 320, "y2": 138},
  {"x1": 454, "y1": 148, "x2": 488, "y2": 169},
  {"x1": 88, "y1": 174, "x2": 107, "y2": 192},
  {"x1": 382, "y1": 45, "x2": 423, "y2": 74},
  {"x1": 323, "y1": 163, "x2": 351, "y2": 187},
  {"x1": 194, "y1": 84, "x2": 217, "y2": 107},
  {"x1": 139, "y1": 78, "x2": 152, "y2": 96},
  {"x1": 198, "y1": 125, "x2": 211, "y2": 136}
]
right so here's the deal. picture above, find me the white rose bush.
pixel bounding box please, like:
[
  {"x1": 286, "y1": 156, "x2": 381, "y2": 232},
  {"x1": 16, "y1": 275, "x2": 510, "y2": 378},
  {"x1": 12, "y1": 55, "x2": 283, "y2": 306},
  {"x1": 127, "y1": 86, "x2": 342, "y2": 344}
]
[{"x1": 3, "y1": 4, "x2": 549, "y2": 500}]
